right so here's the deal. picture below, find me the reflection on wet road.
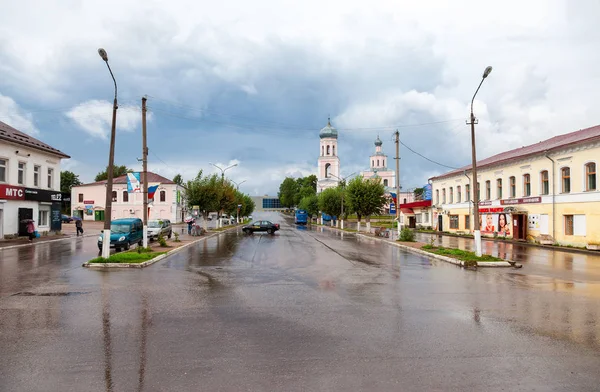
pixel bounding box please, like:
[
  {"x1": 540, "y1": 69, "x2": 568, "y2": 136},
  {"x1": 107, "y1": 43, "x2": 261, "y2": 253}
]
[{"x1": 1, "y1": 213, "x2": 600, "y2": 391}]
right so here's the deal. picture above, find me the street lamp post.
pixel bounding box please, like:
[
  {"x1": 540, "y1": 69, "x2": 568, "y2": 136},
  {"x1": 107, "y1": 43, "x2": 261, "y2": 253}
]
[
  {"x1": 469, "y1": 65, "x2": 492, "y2": 257},
  {"x1": 231, "y1": 179, "x2": 246, "y2": 190},
  {"x1": 330, "y1": 172, "x2": 356, "y2": 230},
  {"x1": 209, "y1": 163, "x2": 238, "y2": 228},
  {"x1": 98, "y1": 48, "x2": 118, "y2": 259}
]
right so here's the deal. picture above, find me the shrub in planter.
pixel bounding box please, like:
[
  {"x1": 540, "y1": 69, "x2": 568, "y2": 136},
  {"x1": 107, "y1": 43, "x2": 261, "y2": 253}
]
[
  {"x1": 399, "y1": 227, "x2": 415, "y2": 242},
  {"x1": 174, "y1": 232, "x2": 181, "y2": 242},
  {"x1": 157, "y1": 234, "x2": 168, "y2": 247}
]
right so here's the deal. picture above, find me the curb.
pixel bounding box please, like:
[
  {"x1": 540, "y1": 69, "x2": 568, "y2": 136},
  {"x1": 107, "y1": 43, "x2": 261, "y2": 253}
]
[
  {"x1": 83, "y1": 225, "x2": 241, "y2": 269},
  {"x1": 0, "y1": 233, "x2": 98, "y2": 251}
]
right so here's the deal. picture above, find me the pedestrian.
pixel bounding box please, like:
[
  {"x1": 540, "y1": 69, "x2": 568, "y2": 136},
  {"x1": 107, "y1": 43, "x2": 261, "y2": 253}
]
[
  {"x1": 75, "y1": 218, "x2": 84, "y2": 236},
  {"x1": 187, "y1": 219, "x2": 193, "y2": 235},
  {"x1": 26, "y1": 220, "x2": 35, "y2": 242}
]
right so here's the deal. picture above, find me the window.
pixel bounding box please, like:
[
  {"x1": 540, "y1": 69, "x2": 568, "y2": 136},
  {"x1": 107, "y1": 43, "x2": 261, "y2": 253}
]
[
  {"x1": 403, "y1": 198, "x2": 407, "y2": 203},
  {"x1": 449, "y1": 215, "x2": 459, "y2": 229},
  {"x1": 47, "y1": 168, "x2": 54, "y2": 189},
  {"x1": 262, "y1": 198, "x2": 282, "y2": 209},
  {"x1": 123, "y1": 191, "x2": 129, "y2": 203},
  {"x1": 465, "y1": 184, "x2": 470, "y2": 201},
  {"x1": 476, "y1": 182, "x2": 480, "y2": 200},
  {"x1": 465, "y1": 215, "x2": 470, "y2": 230},
  {"x1": 332, "y1": 146, "x2": 335, "y2": 156},
  {"x1": 541, "y1": 171, "x2": 549, "y2": 195},
  {"x1": 497, "y1": 178, "x2": 503, "y2": 199},
  {"x1": 325, "y1": 163, "x2": 331, "y2": 178},
  {"x1": 34, "y1": 165, "x2": 40, "y2": 187},
  {"x1": 78, "y1": 193, "x2": 84, "y2": 202},
  {"x1": 38, "y1": 209, "x2": 49, "y2": 226},
  {"x1": 449, "y1": 187, "x2": 454, "y2": 203},
  {"x1": 372, "y1": 160, "x2": 374, "y2": 167},
  {"x1": 160, "y1": 190, "x2": 166, "y2": 202},
  {"x1": 561, "y1": 167, "x2": 570, "y2": 193},
  {"x1": 485, "y1": 180, "x2": 491, "y2": 200},
  {"x1": 0, "y1": 159, "x2": 7, "y2": 182},
  {"x1": 585, "y1": 163, "x2": 596, "y2": 191},
  {"x1": 442, "y1": 189, "x2": 446, "y2": 204},
  {"x1": 111, "y1": 191, "x2": 117, "y2": 202},
  {"x1": 18, "y1": 162, "x2": 26, "y2": 185},
  {"x1": 457, "y1": 186, "x2": 462, "y2": 202},
  {"x1": 383, "y1": 179, "x2": 388, "y2": 186},
  {"x1": 509, "y1": 176, "x2": 516, "y2": 197},
  {"x1": 377, "y1": 159, "x2": 380, "y2": 166},
  {"x1": 327, "y1": 145, "x2": 330, "y2": 155},
  {"x1": 523, "y1": 174, "x2": 531, "y2": 196},
  {"x1": 565, "y1": 215, "x2": 586, "y2": 235},
  {"x1": 383, "y1": 160, "x2": 385, "y2": 167},
  {"x1": 424, "y1": 212, "x2": 429, "y2": 223},
  {"x1": 436, "y1": 190, "x2": 439, "y2": 205},
  {"x1": 564, "y1": 215, "x2": 573, "y2": 235}
]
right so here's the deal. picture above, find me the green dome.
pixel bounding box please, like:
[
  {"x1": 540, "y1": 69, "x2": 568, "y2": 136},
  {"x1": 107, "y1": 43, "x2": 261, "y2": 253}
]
[
  {"x1": 320, "y1": 118, "x2": 338, "y2": 139},
  {"x1": 374, "y1": 136, "x2": 382, "y2": 147}
]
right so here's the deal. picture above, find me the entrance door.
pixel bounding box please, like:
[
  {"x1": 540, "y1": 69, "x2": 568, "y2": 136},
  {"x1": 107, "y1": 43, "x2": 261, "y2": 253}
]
[
  {"x1": 438, "y1": 215, "x2": 443, "y2": 231},
  {"x1": 18, "y1": 208, "x2": 33, "y2": 237},
  {"x1": 409, "y1": 217, "x2": 416, "y2": 229},
  {"x1": 94, "y1": 210, "x2": 105, "y2": 221},
  {"x1": 513, "y1": 214, "x2": 527, "y2": 240}
]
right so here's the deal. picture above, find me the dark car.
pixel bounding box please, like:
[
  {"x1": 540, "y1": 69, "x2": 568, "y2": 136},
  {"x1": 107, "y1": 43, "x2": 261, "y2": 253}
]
[
  {"x1": 62, "y1": 214, "x2": 73, "y2": 223},
  {"x1": 242, "y1": 220, "x2": 280, "y2": 235}
]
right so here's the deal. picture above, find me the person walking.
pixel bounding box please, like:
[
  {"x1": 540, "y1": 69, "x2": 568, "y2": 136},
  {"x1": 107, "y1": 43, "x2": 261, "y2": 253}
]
[
  {"x1": 26, "y1": 220, "x2": 36, "y2": 242},
  {"x1": 187, "y1": 219, "x2": 193, "y2": 235},
  {"x1": 75, "y1": 218, "x2": 84, "y2": 236}
]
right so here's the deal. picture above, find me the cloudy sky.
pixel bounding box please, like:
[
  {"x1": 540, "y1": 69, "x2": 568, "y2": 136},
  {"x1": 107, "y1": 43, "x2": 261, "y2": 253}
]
[{"x1": 1, "y1": 0, "x2": 599, "y2": 195}]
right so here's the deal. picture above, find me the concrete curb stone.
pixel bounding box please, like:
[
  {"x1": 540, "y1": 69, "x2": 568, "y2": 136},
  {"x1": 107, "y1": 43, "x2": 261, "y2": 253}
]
[{"x1": 0, "y1": 233, "x2": 98, "y2": 251}]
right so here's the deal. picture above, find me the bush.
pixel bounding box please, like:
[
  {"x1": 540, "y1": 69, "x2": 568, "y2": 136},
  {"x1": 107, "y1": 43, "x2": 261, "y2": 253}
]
[
  {"x1": 399, "y1": 227, "x2": 415, "y2": 242},
  {"x1": 158, "y1": 233, "x2": 168, "y2": 247},
  {"x1": 137, "y1": 246, "x2": 152, "y2": 254},
  {"x1": 174, "y1": 232, "x2": 181, "y2": 242}
]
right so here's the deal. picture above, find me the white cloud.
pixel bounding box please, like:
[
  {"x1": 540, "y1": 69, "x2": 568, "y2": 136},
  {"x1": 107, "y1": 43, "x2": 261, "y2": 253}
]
[
  {"x1": 0, "y1": 93, "x2": 39, "y2": 136},
  {"x1": 65, "y1": 100, "x2": 149, "y2": 140}
]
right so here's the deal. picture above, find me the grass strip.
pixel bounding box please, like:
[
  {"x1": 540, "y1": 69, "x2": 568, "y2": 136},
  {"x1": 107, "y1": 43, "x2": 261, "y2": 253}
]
[
  {"x1": 421, "y1": 245, "x2": 503, "y2": 264},
  {"x1": 89, "y1": 251, "x2": 167, "y2": 264}
]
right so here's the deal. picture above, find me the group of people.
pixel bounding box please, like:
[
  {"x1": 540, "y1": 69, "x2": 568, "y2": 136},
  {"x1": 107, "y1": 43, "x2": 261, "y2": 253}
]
[{"x1": 481, "y1": 213, "x2": 511, "y2": 236}]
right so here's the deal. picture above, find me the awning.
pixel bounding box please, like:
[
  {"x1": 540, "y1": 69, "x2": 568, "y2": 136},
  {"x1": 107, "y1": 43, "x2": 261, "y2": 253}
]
[{"x1": 400, "y1": 208, "x2": 414, "y2": 214}]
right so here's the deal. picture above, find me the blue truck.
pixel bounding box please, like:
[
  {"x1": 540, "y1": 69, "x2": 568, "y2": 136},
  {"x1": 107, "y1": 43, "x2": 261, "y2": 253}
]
[{"x1": 295, "y1": 209, "x2": 308, "y2": 225}]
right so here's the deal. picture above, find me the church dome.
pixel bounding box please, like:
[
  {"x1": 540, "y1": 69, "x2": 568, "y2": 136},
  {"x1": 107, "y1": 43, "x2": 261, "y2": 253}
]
[
  {"x1": 320, "y1": 118, "x2": 338, "y2": 139},
  {"x1": 374, "y1": 136, "x2": 382, "y2": 147}
]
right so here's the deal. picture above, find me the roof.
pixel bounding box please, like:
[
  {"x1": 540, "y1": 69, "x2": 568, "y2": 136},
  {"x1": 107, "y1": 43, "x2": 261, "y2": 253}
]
[
  {"x1": 400, "y1": 200, "x2": 432, "y2": 208},
  {"x1": 76, "y1": 172, "x2": 176, "y2": 187},
  {"x1": 431, "y1": 124, "x2": 600, "y2": 181},
  {"x1": 319, "y1": 118, "x2": 338, "y2": 139},
  {"x1": 112, "y1": 218, "x2": 142, "y2": 223},
  {"x1": 0, "y1": 121, "x2": 70, "y2": 158}
]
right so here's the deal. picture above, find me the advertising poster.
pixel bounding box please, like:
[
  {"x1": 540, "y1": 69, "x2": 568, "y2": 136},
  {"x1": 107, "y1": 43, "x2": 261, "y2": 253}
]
[
  {"x1": 528, "y1": 214, "x2": 540, "y2": 230},
  {"x1": 127, "y1": 172, "x2": 142, "y2": 193},
  {"x1": 480, "y1": 212, "x2": 512, "y2": 237}
]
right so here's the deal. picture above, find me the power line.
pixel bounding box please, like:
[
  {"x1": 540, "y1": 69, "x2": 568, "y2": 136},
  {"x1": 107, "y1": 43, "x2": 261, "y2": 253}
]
[{"x1": 400, "y1": 140, "x2": 459, "y2": 170}]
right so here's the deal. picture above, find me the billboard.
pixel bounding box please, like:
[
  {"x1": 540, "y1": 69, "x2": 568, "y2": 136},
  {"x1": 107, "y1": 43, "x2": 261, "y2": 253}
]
[
  {"x1": 480, "y1": 212, "x2": 512, "y2": 237},
  {"x1": 127, "y1": 172, "x2": 141, "y2": 193},
  {"x1": 423, "y1": 184, "x2": 432, "y2": 200}
]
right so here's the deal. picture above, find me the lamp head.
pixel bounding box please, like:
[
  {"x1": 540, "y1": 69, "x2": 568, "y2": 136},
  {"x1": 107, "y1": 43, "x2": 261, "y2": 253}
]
[
  {"x1": 98, "y1": 48, "x2": 108, "y2": 62},
  {"x1": 483, "y1": 66, "x2": 492, "y2": 79}
]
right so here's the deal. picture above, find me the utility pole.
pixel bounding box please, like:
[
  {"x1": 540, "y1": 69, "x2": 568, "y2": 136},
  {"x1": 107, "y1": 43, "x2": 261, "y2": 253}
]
[
  {"x1": 395, "y1": 130, "x2": 401, "y2": 238},
  {"x1": 142, "y1": 97, "x2": 149, "y2": 248}
]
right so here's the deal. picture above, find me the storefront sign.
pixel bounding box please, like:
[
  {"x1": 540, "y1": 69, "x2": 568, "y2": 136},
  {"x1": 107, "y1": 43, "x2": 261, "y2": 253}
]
[
  {"x1": 23, "y1": 188, "x2": 62, "y2": 202},
  {"x1": 51, "y1": 203, "x2": 62, "y2": 231},
  {"x1": 478, "y1": 200, "x2": 493, "y2": 206},
  {"x1": 84, "y1": 200, "x2": 95, "y2": 204},
  {"x1": 0, "y1": 184, "x2": 25, "y2": 200},
  {"x1": 500, "y1": 197, "x2": 541, "y2": 205},
  {"x1": 479, "y1": 207, "x2": 504, "y2": 213}
]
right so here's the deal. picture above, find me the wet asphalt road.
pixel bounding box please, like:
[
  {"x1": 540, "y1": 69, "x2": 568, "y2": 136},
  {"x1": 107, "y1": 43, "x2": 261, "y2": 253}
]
[{"x1": 1, "y1": 213, "x2": 600, "y2": 391}]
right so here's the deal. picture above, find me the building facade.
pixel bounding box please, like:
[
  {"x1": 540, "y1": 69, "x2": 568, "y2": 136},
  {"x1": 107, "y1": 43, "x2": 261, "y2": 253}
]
[
  {"x1": 0, "y1": 121, "x2": 69, "y2": 239},
  {"x1": 251, "y1": 196, "x2": 284, "y2": 212},
  {"x1": 317, "y1": 119, "x2": 341, "y2": 193},
  {"x1": 362, "y1": 136, "x2": 395, "y2": 188},
  {"x1": 430, "y1": 125, "x2": 600, "y2": 249},
  {"x1": 71, "y1": 172, "x2": 185, "y2": 223}
]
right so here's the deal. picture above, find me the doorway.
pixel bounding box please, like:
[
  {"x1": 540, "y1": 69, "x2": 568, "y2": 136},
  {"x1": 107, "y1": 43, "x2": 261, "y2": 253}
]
[
  {"x1": 94, "y1": 210, "x2": 105, "y2": 221},
  {"x1": 438, "y1": 215, "x2": 443, "y2": 231},
  {"x1": 408, "y1": 216, "x2": 416, "y2": 229},
  {"x1": 18, "y1": 208, "x2": 33, "y2": 237},
  {"x1": 512, "y1": 214, "x2": 527, "y2": 240}
]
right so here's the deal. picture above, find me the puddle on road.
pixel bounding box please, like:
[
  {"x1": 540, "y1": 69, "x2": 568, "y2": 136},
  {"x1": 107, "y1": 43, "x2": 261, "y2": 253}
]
[{"x1": 12, "y1": 291, "x2": 89, "y2": 297}]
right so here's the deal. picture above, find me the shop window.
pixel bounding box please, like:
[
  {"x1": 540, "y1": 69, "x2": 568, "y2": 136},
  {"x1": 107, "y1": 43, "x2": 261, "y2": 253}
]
[
  {"x1": 485, "y1": 180, "x2": 491, "y2": 200},
  {"x1": 47, "y1": 168, "x2": 54, "y2": 189},
  {"x1": 160, "y1": 190, "x2": 166, "y2": 202},
  {"x1": 585, "y1": 163, "x2": 596, "y2": 191},
  {"x1": 449, "y1": 187, "x2": 454, "y2": 203},
  {"x1": 565, "y1": 214, "x2": 586, "y2": 236},
  {"x1": 0, "y1": 158, "x2": 6, "y2": 182},
  {"x1": 111, "y1": 191, "x2": 117, "y2": 202},
  {"x1": 18, "y1": 162, "x2": 26, "y2": 185},
  {"x1": 123, "y1": 191, "x2": 129, "y2": 203},
  {"x1": 38, "y1": 210, "x2": 49, "y2": 227},
  {"x1": 523, "y1": 174, "x2": 531, "y2": 196},
  {"x1": 424, "y1": 212, "x2": 429, "y2": 222},
  {"x1": 561, "y1": 167, "x2": 570, "y2": 193},
  {"x1": 465, "y1": 215, "x2": 470, "y2": 230},
  {"x1": 497, "y1": 178, "x2": 502, "y2": 199},
  {"x1": 34, "y1": 165, "x2": 40, "y2": 187},
  {"x1": 449, "y1": 215, "x2": 459, "y2": 229},
  {"x1": 457, "y1": 186, "x2": 462, "y2": 202},
  {"x1": 78, "y1": 193, "x2": 84, "y2": 202},
  {"x1": 541, "y1": 170, "x2": 549, "y2": 195},
  {"x1": 509, "y1": 176, "x2": 516, "y2": 197}
]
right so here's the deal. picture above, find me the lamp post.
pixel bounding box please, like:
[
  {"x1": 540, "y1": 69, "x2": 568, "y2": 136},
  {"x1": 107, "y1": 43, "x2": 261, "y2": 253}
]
[
  {"x1": 330, "y1": 172, "x2": 356, "y2": 230},
  {"x1": 98, "y1": 48, "x2": 118, "y2": 259},
  {"x1": 231, "y1": 179, "x2": 246, "y2": 190},
  {"x1": 469, "y1": 65, "x2": 492, "y2": 257},
  {"x1": 209, "y1": 163, "x2": 238, "y2": 228}
]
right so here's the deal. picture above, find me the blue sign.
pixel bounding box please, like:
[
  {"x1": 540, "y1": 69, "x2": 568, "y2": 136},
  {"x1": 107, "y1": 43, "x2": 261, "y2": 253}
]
[
  {"x1": 389, "y1": 203, "x2": 396, "y2": 214},
  {"x1": 423, "y1": 184, "x2": 432, "y2": 201}
]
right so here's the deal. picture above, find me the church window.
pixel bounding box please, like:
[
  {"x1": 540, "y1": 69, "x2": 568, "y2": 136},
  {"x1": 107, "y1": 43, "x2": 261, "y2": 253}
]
[
  {"x1": 377, "y1": 159, "x2": 379, "y2": 166},
  {"x1": 332, "y1": 146, "x2": 335, "y2": 156},
  {"x1": 383, "y1": 179, "x2": 388, "y2": 186},
  {"x1": 383, "y1": 159, "x2": 385, "y2": 167},
  {"x1": 325, "y1": 163, "x2": 331, "y2": 178},
  {"x1": 321, "y1": 146, "x2": 324, "y2": 156},
  {"x1": 327, "y1": 145, "x2": 330, "y2": 155},
  {"x1": 372, "y1": 160, "x2": 374, "y2": 167}
]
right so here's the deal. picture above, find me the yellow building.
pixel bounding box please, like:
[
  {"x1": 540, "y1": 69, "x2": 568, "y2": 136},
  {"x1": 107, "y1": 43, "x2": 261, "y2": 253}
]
[{"x1": 429, "y1": 125, "x2": 600, "y2": 249}]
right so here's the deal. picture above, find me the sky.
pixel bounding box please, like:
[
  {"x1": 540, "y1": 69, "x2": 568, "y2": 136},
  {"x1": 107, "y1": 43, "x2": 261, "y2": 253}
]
[{"x1": 1, "y1": 0, "x2": 599, "y2": 196}]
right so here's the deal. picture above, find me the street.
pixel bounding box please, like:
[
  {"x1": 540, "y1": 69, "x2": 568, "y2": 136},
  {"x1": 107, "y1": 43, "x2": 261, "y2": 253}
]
[{"x1": 1, "y1": 212, "x2": 600, "y2": 391}]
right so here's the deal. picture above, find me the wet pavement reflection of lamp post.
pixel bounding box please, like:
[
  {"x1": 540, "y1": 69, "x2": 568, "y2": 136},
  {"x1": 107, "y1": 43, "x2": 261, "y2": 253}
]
[
  {"x1": 468, "y1": 65, "x2": 492, "y2": 257},
  {"x1": 98, "y1": 48, "x2": 118, "y2": 259}
]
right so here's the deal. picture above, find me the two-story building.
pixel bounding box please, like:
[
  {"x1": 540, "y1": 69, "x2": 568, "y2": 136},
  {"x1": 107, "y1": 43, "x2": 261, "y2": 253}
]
[
  {"x1": 0, "y1": 121, "x2": 70, "y2": 238},
  {"x1": 71, "y1": 172, "x2": 185, "y2": 223},
  {"x1": 430, "y1": 125, "x2": 600, "y2": 249}
]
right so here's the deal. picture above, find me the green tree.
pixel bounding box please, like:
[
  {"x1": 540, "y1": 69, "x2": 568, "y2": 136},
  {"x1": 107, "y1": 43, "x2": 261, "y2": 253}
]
[
  {"x1": 183, "y1": 171, "x2": 221, "y2": 229},
  {"x1": 60, "y1": 170, "x2": 82, "y2": 193},
  {"x1": 278, "y1": 177, "x2": 299, "y2": 208},
  {"x1": 94, "y1": 165, "x2": 133, "y2": 182},
  {"x1": 413, "y1": 187, "x2": 425, "y2": 200},
  {"x1": 173, "y1": 174, "x2": 184, "y2": 186},
  {"x1": 318, "y1": 187, "x2": 342, "y2": 219},
  {"x1": 346, "y1": 176, "x2": 387, "y2": 227},
  {"x1": 298, "y1": 194, "x2": 319, "y2": 219}
]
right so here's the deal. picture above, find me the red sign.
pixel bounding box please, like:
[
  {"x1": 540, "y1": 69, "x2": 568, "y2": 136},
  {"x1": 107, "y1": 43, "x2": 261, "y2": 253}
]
[
  {"x1": 0, "y1": 184, "x2": 25, "y2": 200},
  {"x1": 500, "y1": 197, "x2": 541, "y2": 205},
  {"x1": 479, "y1": 207, "x2": 504, "y2": 213},
  {"x1": 83, "y1": 200, "x2": 95, "y2": 204}
]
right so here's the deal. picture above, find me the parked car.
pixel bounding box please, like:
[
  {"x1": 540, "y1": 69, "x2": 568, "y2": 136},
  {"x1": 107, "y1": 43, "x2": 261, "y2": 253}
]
[
  {"x1": 97, "y1": 218, "x2": 143, "y2": 251},
  {"x1": 61, "y1": 214, "x2": 73, "y2": 223},
  {"x1": 147, "y1": 219, "x2": 172, "y2": 240},
  {"x1": 242, "y1": 220, "x2": 280, "y2": 235}
]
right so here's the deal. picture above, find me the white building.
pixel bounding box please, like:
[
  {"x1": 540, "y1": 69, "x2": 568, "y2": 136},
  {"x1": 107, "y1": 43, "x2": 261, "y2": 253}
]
[
  {"x1": 0, "y1": 121, "x2": 70, "y2": 239},
  {"x1": 71, "y1": 172, "x2": 185, "y2": 223},
  {"x1": 317, "y1": 118, "x2": 341, "y2": 192},
  {"x1": 362, "y1": 136, "x2": 395, "y2": 189}
]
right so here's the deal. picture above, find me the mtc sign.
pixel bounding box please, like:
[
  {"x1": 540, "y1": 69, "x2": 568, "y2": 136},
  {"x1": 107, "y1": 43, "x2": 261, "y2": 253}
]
[{"x1": 0, "y1": 185, "x2": 25, "y2": 200}]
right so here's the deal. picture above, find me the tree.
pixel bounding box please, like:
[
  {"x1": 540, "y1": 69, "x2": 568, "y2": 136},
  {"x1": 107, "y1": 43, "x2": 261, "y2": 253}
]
[
  {"x1": 414, "y1": 187, "x2": 425, "y2": 200},
  {"x1": 94, "y1": 165, "x2": 133, "y2": 182},
  {"x1": 298, "y1": 194, "x2": 319, "y2": 219},
  {"x1": 183, "y1": 171, "x2": 221, "y2": 229},
  {"x1": 278, "y1": 177, "x2": 299, "y2": 208},
  {"x1": 345, "y1": 176, "x2": 387, "y2": 229},
  {"x1": 318, "y1": 187, "x2": 342, "y2": 219},
  {"x1": 173, "y1": 174, "x2": 184, "y2": 186},
  {"x1": 60, "y1": 171, "x2": 82, "y2": 193}
]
